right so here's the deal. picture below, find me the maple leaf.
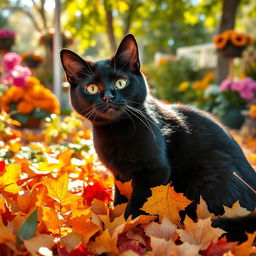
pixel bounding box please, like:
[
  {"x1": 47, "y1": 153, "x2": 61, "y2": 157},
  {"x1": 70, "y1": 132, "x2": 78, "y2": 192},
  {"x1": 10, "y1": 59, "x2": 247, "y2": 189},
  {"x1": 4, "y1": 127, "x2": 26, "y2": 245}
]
[
  {"x1": 177, "y1": 216, "x2": 225, "y2": 250},
  {"x1": 0, "y1": 163, "x2": 22, "y2": 193},
  {"x1": 115, "y1": 179, "x2": 132, "y2": 199},
  {"x1": 88, "y1": 229, "x2": 119, "y2": 255},
  {"x1": 202, "y1": 237, "x2": 237, "y2": 256},
  {"x1": 17, "y1": 188, "x2": 38, "y2": 214},
  {"x1": 144, "y1": 216, "x2": 178, "y2": 241},
  {"x1": 196, "y1": 197, "x2": 215, "y2": 220},
  {"x1": 59, "y1": 232, "x2": 84, "y2": 252},
  {"x1": 148, "y1": 237, "x2": 201, "y2": 256},
  {"x1": 222, "y1": 201, "x2": 251, "y2": 218},
  {"x1": 233, "y1": 232, "x2": 256, "y2": 256},
  {"x1": 0, "y1": 216, "x2": 16, "y2": 244},
  {"x1": 72, "y1": 215, "x2": 100, "y2": 243},
  {"x1": 99, "y1": 214, "x2": 127, "y2": 235},
  {"x1": 140, "y1": 184, "x2": 191, "y2": 224},
  {"x1": 43, "y1": 172, "x2": 78, "y2": 205},
  {"x1": 69, "y1": 243, "x2": 91, "y2": 256},
  {"x1": 23, "y1": 234, "x2": 55, "y2": 256},
  {"x1": 82, "y1": 180, "x2": 112, "y2": 206}
]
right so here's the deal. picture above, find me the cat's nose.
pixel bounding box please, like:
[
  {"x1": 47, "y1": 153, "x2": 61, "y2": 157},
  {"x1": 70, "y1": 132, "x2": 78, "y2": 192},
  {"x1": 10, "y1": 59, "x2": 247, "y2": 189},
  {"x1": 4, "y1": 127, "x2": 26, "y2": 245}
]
[{"x1": 102, "y1": 91, "x2": 114, "y2": 102}]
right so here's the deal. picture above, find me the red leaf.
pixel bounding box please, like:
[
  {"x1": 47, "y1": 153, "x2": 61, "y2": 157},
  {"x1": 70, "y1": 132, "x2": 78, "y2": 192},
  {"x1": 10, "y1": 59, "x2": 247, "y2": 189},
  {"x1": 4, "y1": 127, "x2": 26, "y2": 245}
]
[
  {"x1": 69, "y1": 243, "x2": 90, "y2": 256},
  {"x1": 202, "y1": 237, "x2": 237, "y2": 256},
  {"x1": 0, "y1": 161, "x2": 5, "y2": 173},
  {"x1": 82, "y1": 180, "x2": 112, "y2": 206}
]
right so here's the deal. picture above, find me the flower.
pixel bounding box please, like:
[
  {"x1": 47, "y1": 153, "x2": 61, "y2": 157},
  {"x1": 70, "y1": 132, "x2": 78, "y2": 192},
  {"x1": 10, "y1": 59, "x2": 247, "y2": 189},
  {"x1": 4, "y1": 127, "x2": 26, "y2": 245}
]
[
  {"x1": 10, "y1": 65, "x2": 32, "y2": 87},
  {"x1": 178, "y1": 81, "x2": 189, "y2": 92},
  {"x1": 2, "y1": 52, "x2": 22, "y2": 71},
  {"x1": 0, "y1": 29, "x2": 15, "y2": 39},
  {"x1": 249, "y1": 105, "x2": 256, "y2": 119},
  {"x1": 213, "y1": 30, "x2": 254, "y2": 50}
]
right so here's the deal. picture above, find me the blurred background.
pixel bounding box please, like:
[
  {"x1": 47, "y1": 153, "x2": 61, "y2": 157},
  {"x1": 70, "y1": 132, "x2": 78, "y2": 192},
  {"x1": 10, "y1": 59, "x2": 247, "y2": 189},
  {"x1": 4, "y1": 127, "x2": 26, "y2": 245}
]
[{"x1": 0, "y1": 0, "x2": 256, "y2": 132}]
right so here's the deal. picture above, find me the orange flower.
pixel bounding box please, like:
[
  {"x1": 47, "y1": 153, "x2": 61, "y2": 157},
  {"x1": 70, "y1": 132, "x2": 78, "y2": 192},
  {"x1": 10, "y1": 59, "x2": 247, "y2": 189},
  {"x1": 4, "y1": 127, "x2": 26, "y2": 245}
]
[
  {"x1": 17, "y1": 101, "x2": 34, "y2": 114},
  {"x1": 213, "y1": 34, "x2": 228, "y2": 49},
  {"x1": 26, "y1": 76, "x2": 41, "y2": 88},
  {"x1": 249, "y1": 105, "x2": 256, "y2": 119},
  {"x1": 231, "y1": 33, "x2": 247, "y2": 47}
]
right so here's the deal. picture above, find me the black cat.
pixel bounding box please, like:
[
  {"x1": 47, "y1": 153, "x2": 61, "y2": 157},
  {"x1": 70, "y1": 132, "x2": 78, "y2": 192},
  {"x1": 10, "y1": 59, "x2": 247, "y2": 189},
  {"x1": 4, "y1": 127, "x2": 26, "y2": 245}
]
[{"x1": 61, "y1": 34, "x2": 256, "y2": 241}]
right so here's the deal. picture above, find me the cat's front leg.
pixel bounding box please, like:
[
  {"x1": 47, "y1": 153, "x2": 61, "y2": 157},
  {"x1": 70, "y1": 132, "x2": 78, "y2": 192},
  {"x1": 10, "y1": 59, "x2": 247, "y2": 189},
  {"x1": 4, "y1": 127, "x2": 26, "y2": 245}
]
[{"x1": 124, "y1": 166, "x2": 171, "y2": 219}]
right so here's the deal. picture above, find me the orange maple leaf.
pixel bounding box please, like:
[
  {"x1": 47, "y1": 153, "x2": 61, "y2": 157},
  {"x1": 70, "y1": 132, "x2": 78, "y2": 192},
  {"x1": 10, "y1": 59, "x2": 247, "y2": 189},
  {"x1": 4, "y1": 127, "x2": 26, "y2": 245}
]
[
  {"x1": 140, "y1": 184, "x2": 191, "y2": 224},
  {"x1": 233, "y1": 232, "x2": 256, "y2": 256},
  {"x1": 177, "y1": 216, "x2": 225, "y2": 250},
  {"x1": 115, "y1": 179, "x2": 132, "y2": 199},
  {"x1": 196, "y1": 196, "x2": 215, "y2": 220}
]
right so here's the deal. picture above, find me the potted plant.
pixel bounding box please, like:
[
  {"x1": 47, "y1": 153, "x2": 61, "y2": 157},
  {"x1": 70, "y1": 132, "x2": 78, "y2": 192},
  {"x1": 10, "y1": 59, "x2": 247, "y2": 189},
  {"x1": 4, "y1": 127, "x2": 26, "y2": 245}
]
[{"x1": 21, "y1": 52, "x2": 44, "y2": 69}]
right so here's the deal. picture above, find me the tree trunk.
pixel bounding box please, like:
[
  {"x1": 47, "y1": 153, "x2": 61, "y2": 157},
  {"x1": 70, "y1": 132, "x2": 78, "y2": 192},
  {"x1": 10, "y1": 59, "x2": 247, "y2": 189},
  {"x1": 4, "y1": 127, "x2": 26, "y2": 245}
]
[
  {"x1": 216, "y1": 0, "x2": 241, "y2": 82},
  {"x1": 103, "y1": 0, "x2": 117, "y2": 54}
]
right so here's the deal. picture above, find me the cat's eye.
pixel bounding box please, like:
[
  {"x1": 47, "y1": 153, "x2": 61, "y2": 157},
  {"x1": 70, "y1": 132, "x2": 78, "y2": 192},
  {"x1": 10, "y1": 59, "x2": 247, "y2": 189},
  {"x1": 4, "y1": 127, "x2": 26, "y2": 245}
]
[
  {"x1": 85, "y1": 84, "x2": 99, "y2": 94},
  {"x1": 115, "y1": 78, "x2": 127, "y2": 89}
]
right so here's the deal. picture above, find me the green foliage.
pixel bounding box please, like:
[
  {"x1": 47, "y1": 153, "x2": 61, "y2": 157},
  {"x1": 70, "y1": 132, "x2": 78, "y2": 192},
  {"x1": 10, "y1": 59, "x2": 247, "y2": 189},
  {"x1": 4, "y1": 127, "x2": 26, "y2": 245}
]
[{"x1": 145, "y1": 59, "x2": 202, "y2": 102}]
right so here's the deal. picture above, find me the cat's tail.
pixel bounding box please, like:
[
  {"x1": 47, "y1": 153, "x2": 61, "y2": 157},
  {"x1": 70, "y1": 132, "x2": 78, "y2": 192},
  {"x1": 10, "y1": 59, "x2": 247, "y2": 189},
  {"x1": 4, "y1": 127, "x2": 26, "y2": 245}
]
[{"x1": 212, "y1": 215, "x2": 256, "y2": 242}]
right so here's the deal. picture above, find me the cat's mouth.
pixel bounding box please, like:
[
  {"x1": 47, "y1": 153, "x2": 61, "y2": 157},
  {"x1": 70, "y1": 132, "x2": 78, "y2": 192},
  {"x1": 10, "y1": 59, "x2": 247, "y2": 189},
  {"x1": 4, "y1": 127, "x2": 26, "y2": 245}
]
[{"x1": 101, "y1": 104, "x2": 122, "y2": 118}]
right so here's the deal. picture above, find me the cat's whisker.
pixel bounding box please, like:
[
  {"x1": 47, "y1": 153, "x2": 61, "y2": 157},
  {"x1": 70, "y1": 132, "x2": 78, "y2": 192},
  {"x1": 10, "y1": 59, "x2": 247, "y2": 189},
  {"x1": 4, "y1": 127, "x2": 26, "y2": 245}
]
[
  {"x1": 121, "y1": 107, "x2": 136, "y2": 131},
  {"x1": 126, "y1": 105, "x2": 161, "y2": 129},
  {"x1": 124, "y1": 106, "x2": 155, "y2": 140}
]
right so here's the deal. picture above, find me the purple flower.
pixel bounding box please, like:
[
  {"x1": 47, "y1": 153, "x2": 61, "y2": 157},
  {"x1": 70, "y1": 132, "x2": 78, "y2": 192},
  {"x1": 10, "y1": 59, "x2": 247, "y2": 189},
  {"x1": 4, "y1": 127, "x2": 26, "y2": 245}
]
[
  {"x1": 220, "y1": 79, "x2": 232, "y2": 91},
  {"x1": 2, "y1": 52, "x2": 22, "y2": 71},
  {"x1": 231, "y1": 80, "x2": 242, "y2": 92},
  {"x1": 240, "y1": 87, "x2": 254, "y2": 100}
]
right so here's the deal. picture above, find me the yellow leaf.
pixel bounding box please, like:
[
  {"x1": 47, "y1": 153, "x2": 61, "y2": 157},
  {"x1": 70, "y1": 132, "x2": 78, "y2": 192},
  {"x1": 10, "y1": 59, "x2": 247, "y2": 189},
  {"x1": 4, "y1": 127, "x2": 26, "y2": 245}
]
[
  {"x1": 88, "y1": 229, "x2": 119, "y2": 255},
  {"x1": 144, "y1": 216, "x2": 178, "y2": 241},
  {"x1": 115, "y1": 179, "x2": 132, "y2": 199},
  {"x1": 24, "y1": 234, "x2": 55, "y2": 256},
  {"x1": 99, "y1": 214, "x2": 126, "y2": 235},
  {"x1": 222, "y1": 201, "x2": 251, "y2": 218},
  {"x1": 0, "y1": 195, "x2": 6, "y2": 214},
  {"x1": 43, "y1": 172, "x2": 77, "y2": 205},
  {"x1": 0, "y1": 163, "x2": 21, "y2": 193},
  {"x1": 177, "y1": 217, "x2": 225, "y2": 250},
  {"x1": 233, "y1": 232, "x2": 256, "y2": 256},
  {"x1": 72, "y1": 215, "x2": 100, "y2": 244},
  {"x1": 141, "y1": 184, "x2": 191, "y2": 224}
]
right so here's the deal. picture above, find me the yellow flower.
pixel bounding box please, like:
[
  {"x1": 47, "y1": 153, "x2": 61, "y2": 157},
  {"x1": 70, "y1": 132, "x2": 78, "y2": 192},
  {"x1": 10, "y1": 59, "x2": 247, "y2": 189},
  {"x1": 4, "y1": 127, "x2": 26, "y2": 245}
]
[
  {"x1": 249, "y1": 105, "x2": 256, "y2": 119},
  {"x1": 178, "y1": 81, "x2": 189, "y2": 92}
]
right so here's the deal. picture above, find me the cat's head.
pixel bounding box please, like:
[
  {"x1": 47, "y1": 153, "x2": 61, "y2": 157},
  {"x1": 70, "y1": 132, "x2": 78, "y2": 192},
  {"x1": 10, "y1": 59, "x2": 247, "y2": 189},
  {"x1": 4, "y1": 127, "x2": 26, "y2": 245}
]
[{"x1": 60, "y1": 34, "x2": 147, "y2": 125}]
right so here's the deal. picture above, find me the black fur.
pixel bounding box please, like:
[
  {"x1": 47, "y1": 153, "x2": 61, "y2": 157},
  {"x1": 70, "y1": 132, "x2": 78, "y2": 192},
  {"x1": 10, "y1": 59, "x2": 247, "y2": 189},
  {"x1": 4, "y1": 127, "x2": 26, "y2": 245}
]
[{"x1": 61, "y1": 34, "x2": 256, "y2": 241}]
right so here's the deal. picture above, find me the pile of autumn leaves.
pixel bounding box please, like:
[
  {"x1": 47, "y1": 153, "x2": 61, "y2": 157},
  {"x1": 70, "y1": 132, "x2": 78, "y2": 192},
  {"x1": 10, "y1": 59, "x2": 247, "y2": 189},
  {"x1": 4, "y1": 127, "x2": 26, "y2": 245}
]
[{"x1": 0, "y1": 116, "x2": 255, "y2": 256}]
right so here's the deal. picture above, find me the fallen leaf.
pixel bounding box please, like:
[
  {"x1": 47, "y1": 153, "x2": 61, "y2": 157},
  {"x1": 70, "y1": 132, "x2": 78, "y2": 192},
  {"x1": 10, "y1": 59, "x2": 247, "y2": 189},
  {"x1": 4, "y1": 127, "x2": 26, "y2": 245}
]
[
  {"x1": 24, "y1": 234, "x2": 55, "y2": 256},
  {"x1": 99, "y1": 214, "x2": 127, "y2": 235},
  {"x1": 0, "y1": 161, "x2": 5, "y2": 173},
  {"x1": 59, "y1": 232, "x2": 84, "y2": 252},
  {"x1": 88, "y1": 229, "x2": 119, "y2": 255},
  {"x1": 177, "y1": 216, "x2": 225, "y2": 250},
  {"x1": 43, "y1": 172, "x2": 78, "y2": 205},
  {"x1": 0, "y1": 163, "x2": 22, "y2": 193},
  {"x1": 148, "y1": 237, "x2": 201, "y2": 256},
  {"x1": 196, "y1": 196, "x2": 215, "y2": 220},
  {"x1": 144, "y1": 216, "x2": 178, "y2": 241},
  {"x1": 41, "y1": 207, "x2": 63, "y2": 234},
  {"x1": 72, "y1": 215, "x2": 100, "y2": 243},
  {"x1": 0, "y1": 216, "x2": 16, "y2": 244},
  {"x1": 141, "y1": 184, "x2": 191, "y2": 224},
  {"x1": 222, "y1": 201, "x2": 251, "y2": 218},
  {"x1": 202, "y1": 237, "x2": 237, "y2": 256},
  {"x1": 115, "y1": 179, "x2": 132, "y2": 199},
  {"x1": 233, "y1": 232, "x2": 256, "y2": 256}
]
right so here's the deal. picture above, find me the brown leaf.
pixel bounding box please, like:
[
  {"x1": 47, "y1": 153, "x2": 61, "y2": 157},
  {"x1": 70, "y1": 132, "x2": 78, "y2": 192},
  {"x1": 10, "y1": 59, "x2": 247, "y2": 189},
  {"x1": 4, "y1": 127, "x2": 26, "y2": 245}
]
[
  {"x1": 59, "y1": 232, "x2": 84, "y2": 252},
  {"x1": 222, "y1": 201, "x2": 251, "y2": 218},
  {"x1": 196, "y1": 196, "x2": 215, "y2": 220},
  {"x1": 141, "y1": 184, "x2": 191, "y2": 224},
  {"x1": 24, "y1": 234, "x2": 55, "y2": 256},
  {"x1": 177, "y1": 217, "x2": 225, "y2": 250},
  {"x1": 144, "y1": 216, "x2": 178, "y2": 241}
]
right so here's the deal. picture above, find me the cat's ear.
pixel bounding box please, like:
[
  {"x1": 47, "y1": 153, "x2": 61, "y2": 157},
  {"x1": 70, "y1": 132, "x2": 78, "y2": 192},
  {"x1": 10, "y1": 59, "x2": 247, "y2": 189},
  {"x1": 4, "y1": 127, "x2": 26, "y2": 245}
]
[
  {"x1": 60, "y1": 49, "x2": 92, "y2": 86},
  {"x1": 114, "y1": 34, "x2": 140, "y2": 71}
]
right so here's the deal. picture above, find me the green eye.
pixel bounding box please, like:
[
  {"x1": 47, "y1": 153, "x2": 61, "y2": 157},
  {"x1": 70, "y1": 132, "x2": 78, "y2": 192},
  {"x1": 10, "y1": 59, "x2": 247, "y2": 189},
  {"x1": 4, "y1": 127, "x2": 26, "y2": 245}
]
[
  {"x1": 85, "y1": 84, "x2": 99, "y2": 94},
  {"x1": 115, "y1": 78, "x2": 127, "y2": 89}
]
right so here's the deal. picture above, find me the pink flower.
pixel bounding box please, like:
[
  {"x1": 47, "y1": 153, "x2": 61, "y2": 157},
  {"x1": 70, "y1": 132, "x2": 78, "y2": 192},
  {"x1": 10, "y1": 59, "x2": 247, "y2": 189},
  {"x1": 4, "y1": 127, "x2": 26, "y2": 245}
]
[
  {"x1": 10, "y1": 65, "x2": 31, "y2": 87},
  {"x1": 231, "y1": 81, "x2": 242, "y2": 92},
  {"x1": 0, "y1": 29, "x2": 15, "y2": 39},
  {"x1": 240, "y1": 87, "x2": 254, "y2": 100},
  {"x1": 220, "y1": 79, "x2": 232, "y2": 91},
  {"x1": 2, "y1": 52, "x2": 22, "y2": 71}
]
